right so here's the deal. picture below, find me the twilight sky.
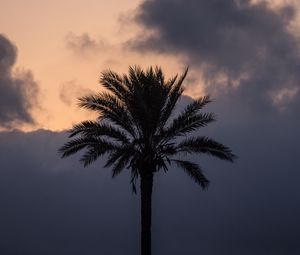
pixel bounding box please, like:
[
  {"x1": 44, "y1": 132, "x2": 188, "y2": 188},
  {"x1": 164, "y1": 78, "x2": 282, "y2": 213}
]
[
  {"x1": 1, "y1": 0, "x2": 300, "y2": 130},
  {"x1": 1, "y1": 0, "x2": 300, "y2": 254}
]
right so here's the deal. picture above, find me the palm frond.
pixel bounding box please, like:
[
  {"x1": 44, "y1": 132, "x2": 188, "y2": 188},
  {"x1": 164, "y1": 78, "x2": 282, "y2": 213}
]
[
  {"x1": 158, "y1": 68, "x2": 188, "y2": 130},
  {"x1": 104, "y1": 144, "x2": 135, "y2": 168},
  {"x1": 78, "y1": 92, "x2": 123, "y2": 113},
  {"x1": 68, "y1": 120, "x2": 129, "y2": 143},
  {"x1": 177, "y1": 95, "x2": 212, "y2": 121},
  {"x1": 157, "y1": 143, "x2": 178, "y2": 156},
  {"x1": 111, "y1": 152, "x2": 132, "y2": 178},
  {"x1": 119, "y1": 67, "x2": 149, "y2": 132},
  {"x1": 59, "y1": 137, "x2": 96, "y2": 158},
  {"x1": 161, "y1": 95, "x2": 214, "y2": 140},
  {"x1": 100, "y1": 70, "x2": 129, "y2": 102},
  {"x1": 172, "y1": 159, "x2": 209, "y2": 189},
  {"x1": 155, "y1": 157, "x2": 169, "y2": 172},
  {"x1": 130, "y1": 168, "x2": 139, "y2": 194},
  {"x1": 78, "y1": 93, "x2": 136, "y2": 137},
  {"x1": 128, "y1": 65, "x2": 143, "y2": 91},
  {"x1": 177, "y1": 137, "x2": 236, "y2": 162},
  {"x1": 79, "y1": 149, "x2": 104, "y2": 167},
  {"x1": 120, "y1": 66, "x2": 171, "y2": 136},
  {"x1": 79, "y1": 139, "x2": 117, "y2": 167},
  {"x1": 163, "y1": 112, "x2": 215, "y2": 141},
  {"x1": 154, "y1": 66, "x2": 165, "y2": 86}
]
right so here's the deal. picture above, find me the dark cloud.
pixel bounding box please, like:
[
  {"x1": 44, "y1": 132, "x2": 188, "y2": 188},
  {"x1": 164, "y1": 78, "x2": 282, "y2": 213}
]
[
  {"x1": 0, "y1": 34, "x2": 39, "y2": 128},
  {"x1": 130, "y1": 0, "x2": 300, "y2": 112},
  {"x1": 0, "y1": 93, "x2": 299, "y2": 254},
  {"x1": 0, "y1": 130, "x2": 139, "y2": 255}
]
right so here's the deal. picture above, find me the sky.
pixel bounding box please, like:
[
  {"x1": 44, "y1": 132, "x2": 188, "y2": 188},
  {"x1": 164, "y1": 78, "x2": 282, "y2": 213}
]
[{"x1": 1, "y1": 0, "x2": 300, "y2": 254}]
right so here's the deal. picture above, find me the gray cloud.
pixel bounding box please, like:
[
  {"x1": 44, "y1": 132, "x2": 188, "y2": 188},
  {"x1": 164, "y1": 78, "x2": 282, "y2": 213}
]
[
  {"x1": 0, "y1": 93, "x2": 299, "y2": 254},
  {"x1": 59, "y1": 80, "x2": 93, "y2": 105},
  {"x1": 65, "y1": 32, "x2": 106, "y2": 56},
  {"x1": 0, "y1": 34, "x2": 39, "y2": 128},
  {"x1": 130, "y1": 0, "x2": 300, "y2": 112}
]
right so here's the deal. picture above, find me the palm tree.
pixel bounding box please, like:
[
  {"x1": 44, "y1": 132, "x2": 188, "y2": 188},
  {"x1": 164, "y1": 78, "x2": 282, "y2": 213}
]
[{"x1": 59, "y1": 66, "x2": 235, "y2": 255}]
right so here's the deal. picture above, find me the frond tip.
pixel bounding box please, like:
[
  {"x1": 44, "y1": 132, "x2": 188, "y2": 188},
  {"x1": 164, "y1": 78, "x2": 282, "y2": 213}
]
[
  {"x1": 58, "y1": 137, "x2": 117, "y2": 166},
  {"x1": 177, "y1": 137, "x2": 236, "y2": 162},
  {"x1": 173, "y1": 159, "x2": 210, "y2": 189}
]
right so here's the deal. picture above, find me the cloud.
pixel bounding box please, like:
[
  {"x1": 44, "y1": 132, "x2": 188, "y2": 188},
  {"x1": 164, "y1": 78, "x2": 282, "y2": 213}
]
[
  {"x1": 0, "y1": 34, "x2": 39, "y2": 128},
  {"x1": 130, "y1": 0, "x2": 300, "y2": 112},
  {"x1": 0, "y1": 93, "x2": 299, "y2": 254},
  {"x1": 59, "y1": 80, "x2": 93, "y2": 105},
  {"x1": 65, "y1": 32, "x2": 107, "y2": 57}
]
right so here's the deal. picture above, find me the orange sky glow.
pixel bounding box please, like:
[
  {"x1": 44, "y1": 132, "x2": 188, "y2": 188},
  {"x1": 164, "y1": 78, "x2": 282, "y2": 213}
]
[
  {"x1": 0, "y1": 0, "x2": 194, "y2": 131},
  {"x1": 1, "y1": 0, "x2": 299, "y2": 131}
]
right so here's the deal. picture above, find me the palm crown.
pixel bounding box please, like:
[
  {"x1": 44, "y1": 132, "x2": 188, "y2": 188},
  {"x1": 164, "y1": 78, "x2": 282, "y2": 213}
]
[
  {"x1": 59, "y1": 66, "x2": 236, "y2": 255},
  {"x1": 59, "y1": 66, "x2": 235, "y2": 190}
]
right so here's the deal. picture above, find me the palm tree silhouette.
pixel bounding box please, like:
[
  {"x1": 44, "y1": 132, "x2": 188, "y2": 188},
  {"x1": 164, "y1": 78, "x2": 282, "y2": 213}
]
[{"x1": 59, "y1": 66, "x2": 235, "y2": 255}]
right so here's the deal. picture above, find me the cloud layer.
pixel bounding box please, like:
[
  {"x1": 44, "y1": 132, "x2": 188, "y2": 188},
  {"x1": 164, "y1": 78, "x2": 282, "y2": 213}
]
[
  {"x1": 0, "y1": 93, "x2": 299, "y2": 254},
  {"x1": 0, "y1": 34, "x2": 39, "y2": 128},
  {"x1": 131, "y1": 0, "x2": 300, "y2": 112}
]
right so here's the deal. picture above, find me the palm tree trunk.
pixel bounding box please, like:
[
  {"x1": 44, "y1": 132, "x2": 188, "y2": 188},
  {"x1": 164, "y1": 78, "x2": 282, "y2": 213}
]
[{"x1": 140, "y1": 171, "x2": 153, "y2": 255}]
